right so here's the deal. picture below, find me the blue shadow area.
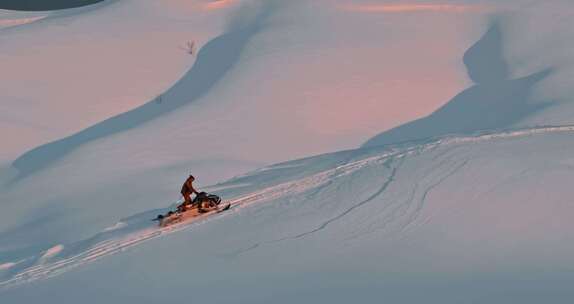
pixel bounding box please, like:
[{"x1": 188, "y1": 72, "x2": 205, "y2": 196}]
[
  {"x1": 362, "y1": 21, "x2": 555, "y2": 148},
  {"x1": 10, "y1": 2, "x2": 276, "y2": 181}
]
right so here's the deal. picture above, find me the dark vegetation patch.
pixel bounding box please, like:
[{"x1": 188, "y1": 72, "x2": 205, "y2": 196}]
[{"x1": 0, "y1": 0, "x2": 105, "y2": 11}]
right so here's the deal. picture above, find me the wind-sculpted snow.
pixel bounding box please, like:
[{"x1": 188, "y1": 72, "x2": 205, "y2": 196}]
[
  {"x1": 3, "y1": 124, "x2": 574, "y2": 291},
  {"x1": 10, "y1": 1, "x2": 278, "y2": 180},
  {"x1": 363, "y1": 21, "x2": 555, "y2": 148}
]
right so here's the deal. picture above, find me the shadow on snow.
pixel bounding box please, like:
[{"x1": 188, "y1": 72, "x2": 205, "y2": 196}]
[
  {"x1": 10, "y1": 2, "x2": 276, "y2": 182},
  {"x1": 362, "y1": 21, "x2": 555, "y2": 148}
]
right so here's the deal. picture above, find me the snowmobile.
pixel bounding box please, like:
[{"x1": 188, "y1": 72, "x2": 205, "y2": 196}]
[{"x1": 154, "y1": 192, "x2": 230, "y2": 227}]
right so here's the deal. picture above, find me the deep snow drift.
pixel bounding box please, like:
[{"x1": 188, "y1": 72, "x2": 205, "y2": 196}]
[{"x1": 2, "y1": 0, "x2": 574, "y2": 303}]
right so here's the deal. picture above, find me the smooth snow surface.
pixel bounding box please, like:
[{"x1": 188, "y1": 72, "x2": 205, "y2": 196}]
[{"x1": 2, "y1": 0, "x2": 574, "y2": 303}]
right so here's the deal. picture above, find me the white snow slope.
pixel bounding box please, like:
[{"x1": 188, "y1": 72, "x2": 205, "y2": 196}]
[
  {"x1": 2, "y1": 0, "x2": 574, "y2": 303},
  {"x1": 3, "y1": 125, "x2": 574, "y2": 303}
]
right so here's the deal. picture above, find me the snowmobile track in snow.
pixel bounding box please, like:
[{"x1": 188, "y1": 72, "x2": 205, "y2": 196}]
[{"x1": 2, "y1": 124, "x2": 574, "y2": 290}]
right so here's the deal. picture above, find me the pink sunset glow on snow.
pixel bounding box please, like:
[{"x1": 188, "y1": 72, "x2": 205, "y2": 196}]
[
  {"x1": 203, "y1": 0, "x2": 237, "y2": 11},
  {"x1": 341, "y1": 3, "x2": 488, "y2": 13},
  {"x1": 0, "y1": 16, "x2": 46, "y2": 29}
]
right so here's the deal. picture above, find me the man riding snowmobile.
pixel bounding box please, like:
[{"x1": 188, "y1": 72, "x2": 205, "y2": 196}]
[
  {"x1": 154, "y1": 174, "x2": 228, "y2": 224},
  {"x1": 179, "y1": 174, "x2": 203, "y2": 212}
]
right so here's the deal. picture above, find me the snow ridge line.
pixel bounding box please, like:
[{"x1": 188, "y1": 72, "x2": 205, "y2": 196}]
[
  {"x1": 222, "y1": 124, "x2": 574, "y2": 252},
  {"x1": 2, "y1": 124, "x2": 574, "y2": 290},
  {"x1": 418, "y1": 125, "x2": 574, "y2": 147}
]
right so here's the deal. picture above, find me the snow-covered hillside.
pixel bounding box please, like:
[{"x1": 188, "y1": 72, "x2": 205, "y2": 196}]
[
  {"x1": 2, "y1": 0, "x2": 574, "y2": 303},
  {"x1": 3, "y1": 125, "x2": 574, "y2": 302}
]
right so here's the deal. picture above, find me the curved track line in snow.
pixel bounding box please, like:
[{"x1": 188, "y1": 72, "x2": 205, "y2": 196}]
[
  {"x1": 230, "y1": 157, "x2": 403, "y2": 255},
  {"x1": 290, "y1": 158, "x2": 402, "y2": 240},
  {"x1": 343, "y1": 145, "x2": 465, "y2": 241},
  {"x1": 0, "y1": 153, "x2": 388, "y2": 290},
  {"x1": 231, "y1": 125, "x2": 574, "y2": 253},
  {"x1": 399, "y1": 159, "x2": 470, "y2": 234},
  {"x1": 2, "y1": 125, "x2": 574, "y2": 289}
]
